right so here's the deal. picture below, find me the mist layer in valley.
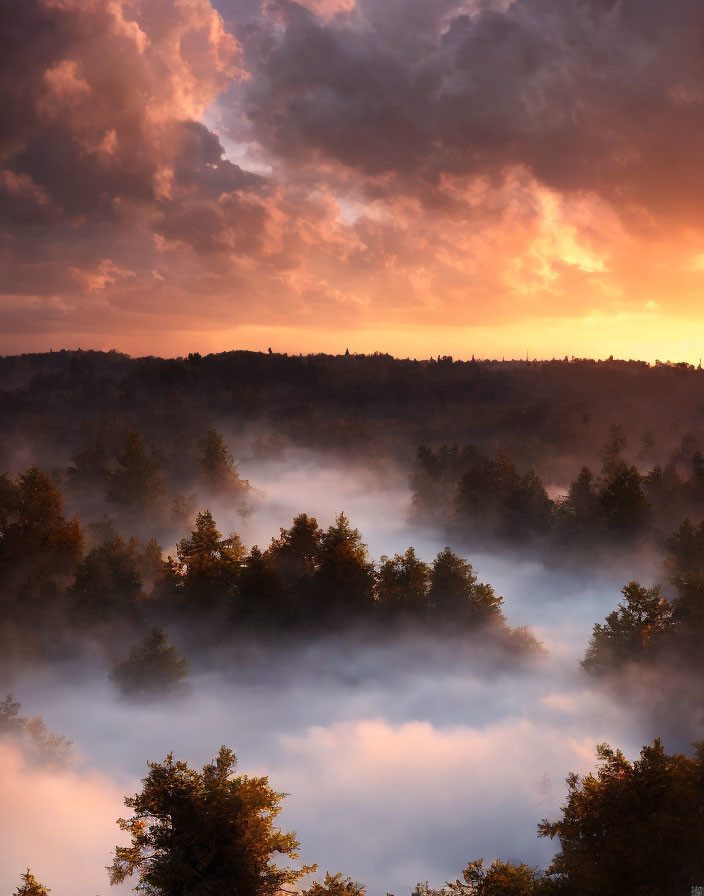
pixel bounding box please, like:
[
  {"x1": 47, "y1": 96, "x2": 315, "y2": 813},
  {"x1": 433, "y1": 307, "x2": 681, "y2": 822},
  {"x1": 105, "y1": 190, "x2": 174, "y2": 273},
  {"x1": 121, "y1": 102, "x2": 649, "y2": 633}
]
[{"x1": 0, "y1": 453, "x2": 674, "y2": 896}]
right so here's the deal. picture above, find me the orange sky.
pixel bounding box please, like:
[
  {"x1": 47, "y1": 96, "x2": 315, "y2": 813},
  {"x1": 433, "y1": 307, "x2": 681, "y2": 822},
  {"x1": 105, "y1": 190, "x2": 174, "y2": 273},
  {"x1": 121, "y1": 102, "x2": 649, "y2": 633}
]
[{"x1": 3, "y1": 0, "x2": 704, "y2": 362}]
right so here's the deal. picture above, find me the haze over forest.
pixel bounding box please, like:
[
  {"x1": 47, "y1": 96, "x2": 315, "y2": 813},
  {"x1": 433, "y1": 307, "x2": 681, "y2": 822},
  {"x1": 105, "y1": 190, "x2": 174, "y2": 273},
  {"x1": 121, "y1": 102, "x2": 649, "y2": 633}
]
[
  {"x1": 5, "y1": 0, "x2": 704, "y2": 893},
  {"x1": 2, "y1": 350, "x2": 704, "y2": 895}
]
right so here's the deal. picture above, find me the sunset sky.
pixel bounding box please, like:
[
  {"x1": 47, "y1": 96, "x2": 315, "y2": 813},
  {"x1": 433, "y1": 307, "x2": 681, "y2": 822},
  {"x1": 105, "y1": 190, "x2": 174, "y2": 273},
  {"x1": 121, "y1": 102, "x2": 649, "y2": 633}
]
[{"x1": 3, "y1": 0, "x2": 704, "y2": 361}]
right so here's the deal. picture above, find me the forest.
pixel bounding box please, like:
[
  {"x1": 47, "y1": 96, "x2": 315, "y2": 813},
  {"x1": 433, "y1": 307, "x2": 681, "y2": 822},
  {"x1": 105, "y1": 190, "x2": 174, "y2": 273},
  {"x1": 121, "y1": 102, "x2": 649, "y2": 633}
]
[{"x1": 3, "y1": 350, "x2": 704, "y2": 895}]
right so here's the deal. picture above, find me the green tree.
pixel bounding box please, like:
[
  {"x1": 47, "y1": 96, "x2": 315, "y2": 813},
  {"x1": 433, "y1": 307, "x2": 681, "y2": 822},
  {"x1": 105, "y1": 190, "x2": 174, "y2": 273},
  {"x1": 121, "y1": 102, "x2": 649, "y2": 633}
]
[
  {"x1": 305, "y1": 872, "x2": 366, "y2": 896},
  {"x1": 582, "y1": 581, "x2": 672, "y2": 673},
  {"x1": 598, "y1": 423, "x2": 627, "y2": 478},
  {"x1": 268, "y1": 514, "x2": 322, "y2": 585},
  {"x1": 266, "y1": 514, "x2": 322, "y2": 619},
  {"x1": 376, "y1": 547, "x2": 431, "y2": 616},
  {"x1": 670, "y1": 574, "x2": 704, "y2": 646},
  {"x1": 69, "y1": 535, "x2": 143, "y2": 628},
  {"x1": 448, "y1": 858, "x2": 541, "y2": 895},
  {"x1": 198, "y1": 430, "x2": 250, "y2": 497},
  {"x1": 538, "y1": 740, "x2": 704, "y2": 896},
  {"x1": 428, "y1": 548, "x2": 504, "y2": 624},
  {"x1": 12, "y1": 870, "x2": 51, "y2": 896},
  {"x1": 110, "y1": 628, "x2": 189, "y2": 698},
  {"x1": 107, "y1": 431, "x2": 165, "y2": 513},
  {"x1": 666, "y1": 518, "x2": 704, "y2": 580},
  {"x1": 137, "y1": 538, "x2": 167, "y2": 594},
  {"x1": 67, "y1": 439, "x2": 111, "y2": 491},
  {"x1": 175, "y1": 511, "x2": 244, "y2": 610},
  {"x1": 0, "y1": 468, "x2": 83, "y2": 644},
  {"x1": 504, "y1": 472, "x2": 553, "y2": 539},
  {"x1": 236, "y1": 546, "x2": 288, "y2": 626},
  {"x1": 597, "y1": 462, "x2": 650, "y2": 537},
  {"x1": 109, "y1": 747, "x2": 315, "y2": 895},
  {"x1": 458, "y1": 451, "x2": 521, "y2": 524},
  {"x1": 555, "y1": 467, "x2": 602, "y2": 543},
  {"x1": 0, "y1": 467, "x2": 83, "y2": 579},
  {"x1": 315, "y1": 513, "x2": 376, "y2": 617}
]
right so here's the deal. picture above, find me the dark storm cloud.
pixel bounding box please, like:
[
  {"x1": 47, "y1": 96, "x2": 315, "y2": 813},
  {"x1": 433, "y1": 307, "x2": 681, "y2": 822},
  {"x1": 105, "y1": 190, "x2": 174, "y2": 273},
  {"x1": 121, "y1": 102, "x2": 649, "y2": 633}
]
[
  {"x1": 233, "y1": 0, "x2": 704, "y2": 219},
  {"x1": 0, "y1": 0, "x2": 253, "y2": 227}
]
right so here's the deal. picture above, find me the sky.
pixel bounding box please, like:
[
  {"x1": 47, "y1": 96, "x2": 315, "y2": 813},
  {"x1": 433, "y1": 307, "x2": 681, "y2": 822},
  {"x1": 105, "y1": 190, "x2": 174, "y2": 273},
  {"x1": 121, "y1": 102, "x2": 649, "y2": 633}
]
[{"x1": 3, "y1": 0, "x2": 704, "y2": 361}]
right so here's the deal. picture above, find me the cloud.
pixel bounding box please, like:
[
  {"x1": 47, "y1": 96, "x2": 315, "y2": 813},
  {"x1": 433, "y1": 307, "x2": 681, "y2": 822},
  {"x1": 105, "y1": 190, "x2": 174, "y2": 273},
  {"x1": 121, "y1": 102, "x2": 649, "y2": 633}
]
[
  {"x1": 0, "y1": 741, "x2": 130, "y2": 896},
  {"x1": 0, "y1": 455, "x2": 672, "y2": 895},
  {"x1": 234, "y1": 0, "x2": 704, "y2": 222},
  {"x1": 5, "y1": 0, "x2": 704, "y2": 354}
]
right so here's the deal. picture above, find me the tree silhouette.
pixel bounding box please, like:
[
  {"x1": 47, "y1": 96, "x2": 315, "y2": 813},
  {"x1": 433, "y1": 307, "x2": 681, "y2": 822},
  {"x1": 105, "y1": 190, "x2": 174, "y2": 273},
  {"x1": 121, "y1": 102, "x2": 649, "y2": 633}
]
[
  {"x1": 198, "y1": 430, "x2": 250, "y2": 497},
  {"x1": 110, "y1": 628, "x2": 189, "y2": 698},
  {"x1": 539, "y1": 740, "x2": 704, "y2": 896}
]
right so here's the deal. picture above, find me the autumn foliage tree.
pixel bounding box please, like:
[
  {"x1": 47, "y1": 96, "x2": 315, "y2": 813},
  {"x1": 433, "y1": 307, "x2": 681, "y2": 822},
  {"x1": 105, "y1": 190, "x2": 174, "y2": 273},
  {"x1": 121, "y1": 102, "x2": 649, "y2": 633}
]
[{"x1": 109, "y1": 747, "x2": 315, "y2": 896}]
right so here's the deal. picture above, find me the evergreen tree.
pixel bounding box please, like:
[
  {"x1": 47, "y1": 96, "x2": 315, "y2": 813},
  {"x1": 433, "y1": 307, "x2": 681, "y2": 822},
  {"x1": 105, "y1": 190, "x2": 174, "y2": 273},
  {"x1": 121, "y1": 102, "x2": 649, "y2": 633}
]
[
  {"x1": 448, "y1": 858, "x2": 542, "y2": 896},
  {"x1": 376, "y1": 547, "x2": 431, "y2": 616},
  {"x1": 198, "y1": 430, "x2": 250, "y2": 496},
  {"x1": 107, "y1": 431, "x2": 165, "y2": 513},
  {"x1": 66, "y1": 439, "x2": 111, "y2": 491},
  {"x1": 555, "y1": 467, "x2": 602, "y2": 544},
  {"x1": 12, "y1": 870, "x2": 50, "y2": 896},
  {"x1": 137, "y1": 537, "x2": 167, "y2": 594},
  {"x1": 0, "y1": 467, "x2": 83, "y2": 579},
  {"x1": 666, "y1": 518, "x2": 704, "y2": 580},
  {"x1": 0, "y1": 468, "x2": 83, "y2": 642},
  {"x1": 428, "y1": 548, "x2": 504, "y2": 624},
  {"x1": 110, "y1": 628, "x2": 189, "y2": 698},
  {"x1": 598, "y1": 462, "x2": 650, "y2": 537},
  {"x1": 504, "y1": 471, "x2": 553, "y2": 539},
  {"x1": 670, "y1": 575, "x2": 704, "y2": 646},
  {"x1": 538, "y1": 740, "x2": 704, "y2": 896},
  {"x1": 306, "y1": 873, "x2": 366, "y2": 896},
  {"x1": 69, "y1": 534, "x2": 143, "y2": 628},
  {"x1": 598, "y1": 423, "x2": 627, "y2": 479},
  {"x1": 582, "y1": 581, "x2": 672, "y2": 673},
  {"x1": 176, "y1": 510, "x2": 244, "y2": 609},
  {"x1": 109, "y1": 747, "x2": 315, "y2": 896},
  {"x1": 315, "y1": 513, "x2": 376, "y2": 618},
  {"x1": 269, "y1": 514, "x2": 322, "y2": 584}
]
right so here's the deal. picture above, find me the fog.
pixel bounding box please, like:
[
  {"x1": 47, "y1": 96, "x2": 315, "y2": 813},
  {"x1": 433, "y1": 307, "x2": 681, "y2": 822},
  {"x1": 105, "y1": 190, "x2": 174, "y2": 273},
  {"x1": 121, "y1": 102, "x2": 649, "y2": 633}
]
[{"x1": 0, "y1": 452, "x2": 673, "y2": 896}]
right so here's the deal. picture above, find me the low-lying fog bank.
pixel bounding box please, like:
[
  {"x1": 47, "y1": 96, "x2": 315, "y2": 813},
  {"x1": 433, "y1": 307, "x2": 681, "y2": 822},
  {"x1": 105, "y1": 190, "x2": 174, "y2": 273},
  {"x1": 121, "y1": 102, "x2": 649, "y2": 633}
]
[{"x1": 0, "y1": 453, "x2": 674, "y2": 896}]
